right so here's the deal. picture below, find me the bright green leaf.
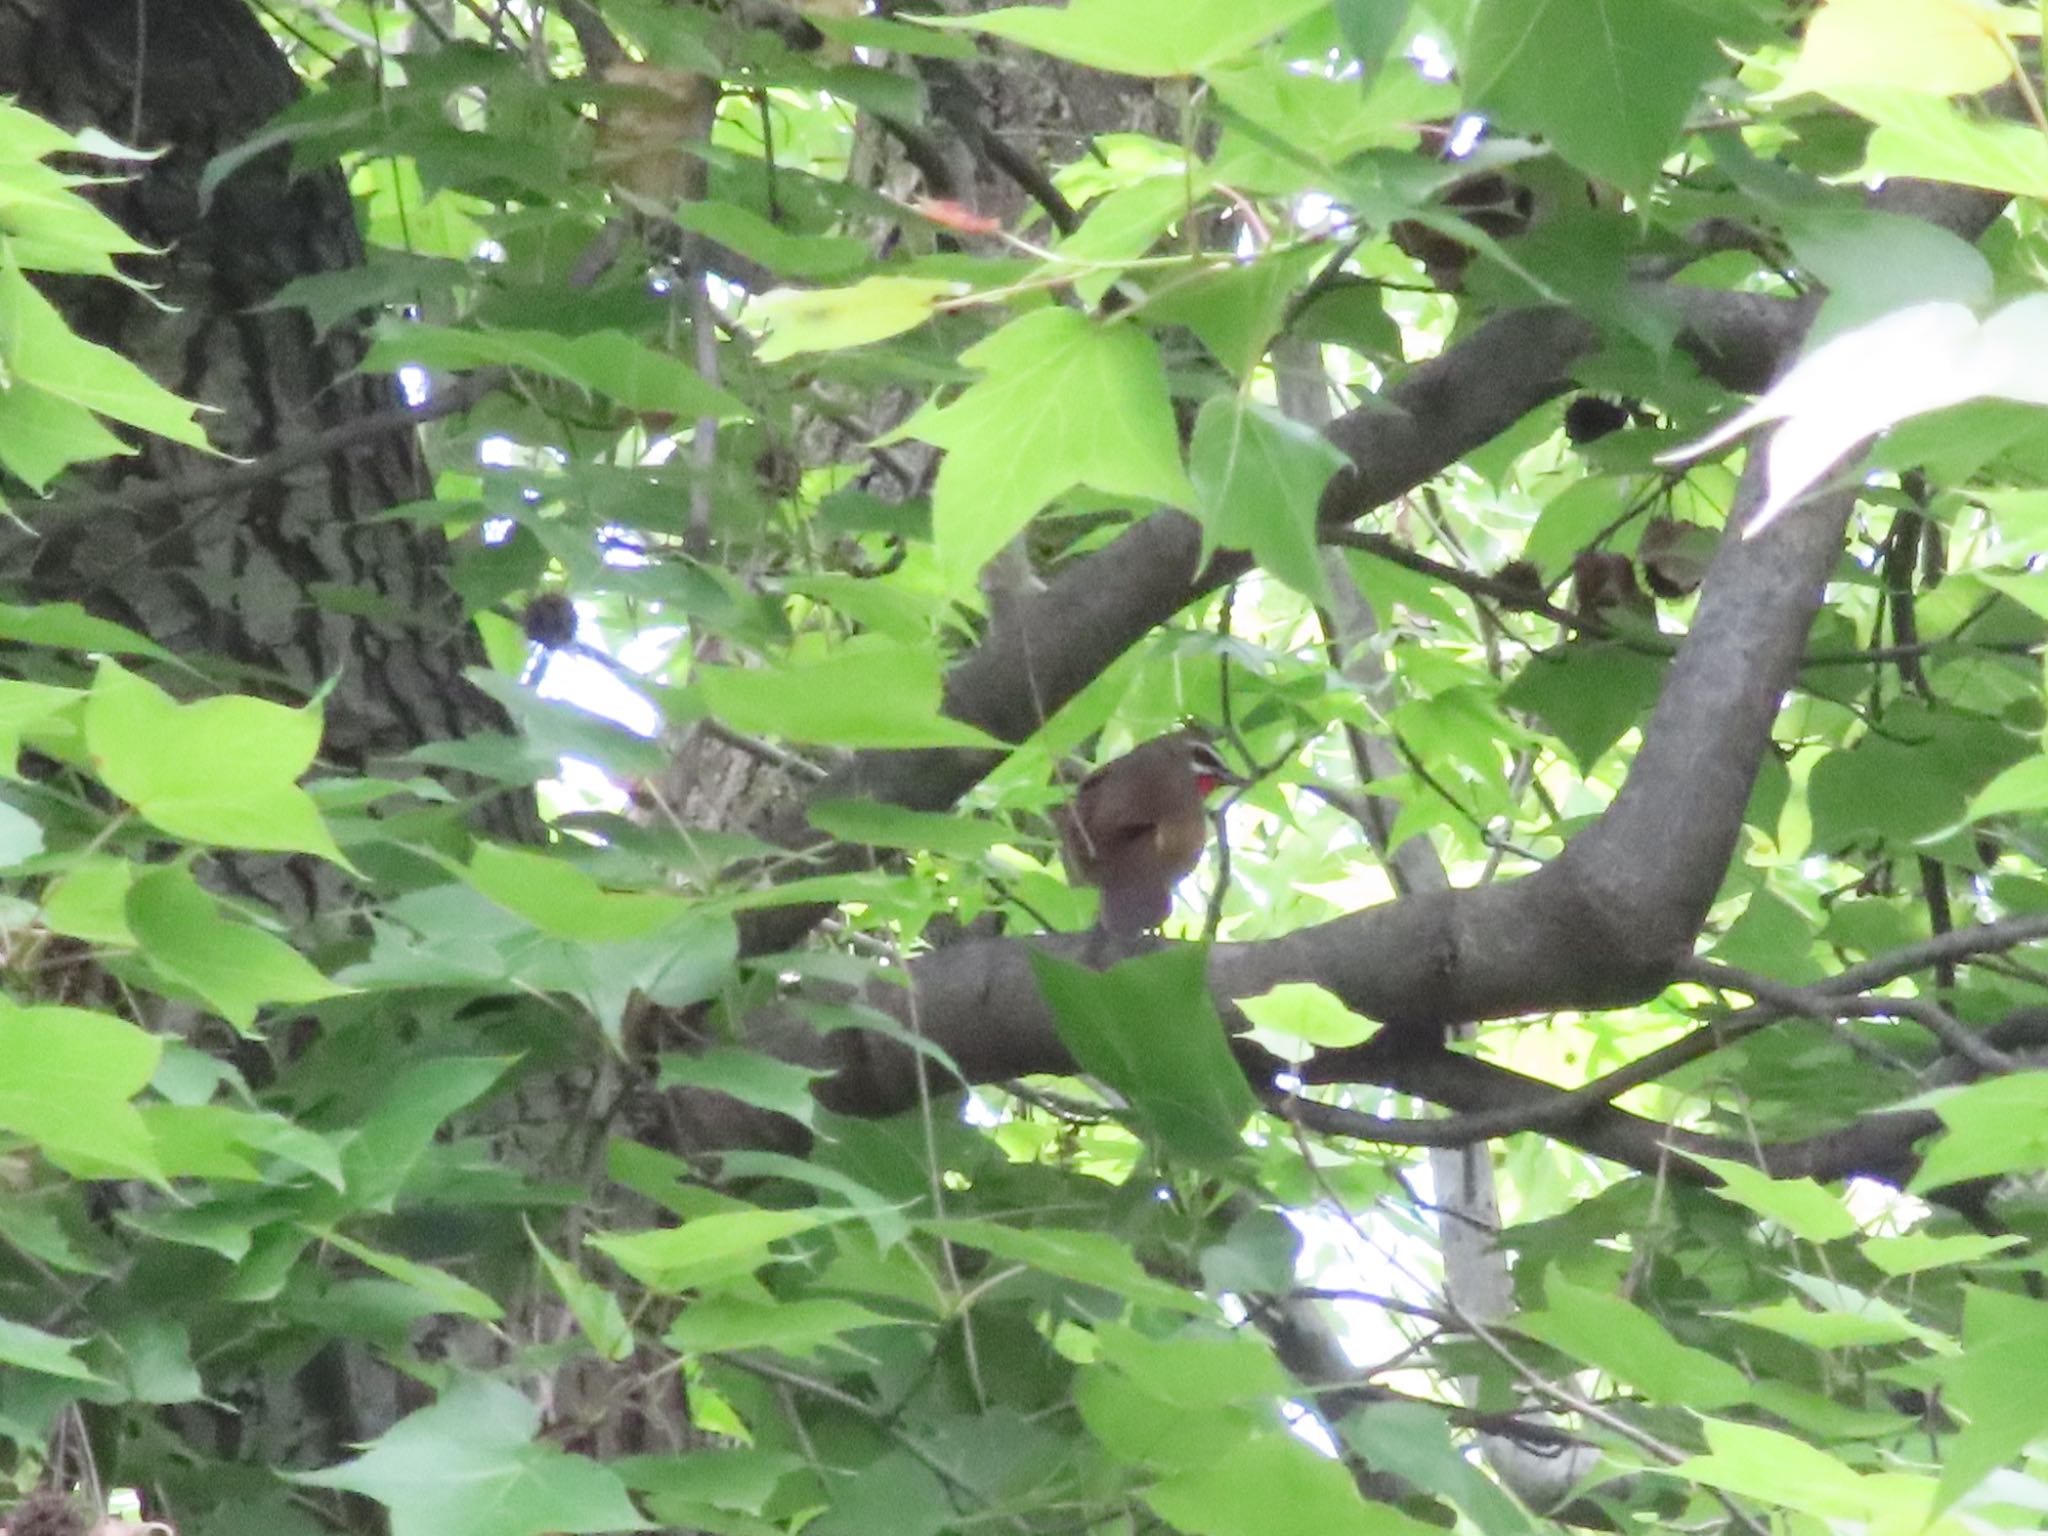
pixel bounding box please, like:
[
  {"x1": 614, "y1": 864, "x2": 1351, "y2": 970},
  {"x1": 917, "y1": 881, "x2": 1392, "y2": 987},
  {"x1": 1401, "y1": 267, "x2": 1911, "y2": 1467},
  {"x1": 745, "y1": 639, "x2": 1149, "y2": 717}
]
[
  {"x1": 364, "y1": 323, "x2": 741, "y2": 420},
  {"x1": 1515, "y1": 1272, "x2": 1751, "y2": 1409},
  {"x1": 1862, "y1": 1230, "x2": 2024, "y2": 1274},
  {"x1": 1851, "y1": 86, "x2": 2048, "y2": 196},
  {"x1": 1499, "y1": 643, "x2": 1664, "y2": 770},
  {"x1": 0, "y1": 678, "x2": 84, "y2": 777},
  {"x1": 1682, "y1": 1153, "x2": 1861, "y2": 1242},
  {"x1": 0, "y1": 1000, "x2": 162, "y2": 1180},
  {"x1": 1966, "y1": 753, "x2": 2048, "y2": 821},
  {"x1": 1776, "y1": 0, "x2": 2020, "y2": 99},
  {"x1": 85, "y1": 661, "x2": 350, "y2": 865},
  {"x1": 0, "y1": 800, "x2": 43, "y2": 868},
  {"x1": 665, "y1": 1294, "x2": 894, "y2": 1357},
  {"x1": 0, "y1": 601, "x2": 169, "y2": 660},
  {"x1": 0, "y1": 1316, "x2": 105, "y2": 1383},
  {"x1": 297, "y1": 1376, "x2": 650, "y2": 1536},
  {"x1": 698, "y1": 640, "x2": 1002, "y2": 749},
  {"x1": 1188, "y1": 395, "x2": 1346, "y2": 604},
  {"x1": 0, "y1": 256, "x2": 212, "y2": 459},
  {"x1": 806, "y1": 797, "x2": 1006, "y2": 859},
  {"x1": 529, "y1": 1225, "x2": 635, "y2": 1363},
  {"x1": 751, "y1": 277, "x2": 964, "y2": 361},
  {"x1": 127, "y1": 866, "x2": 349, "y2": 1032},
  {"x1": 1095, "y1": 1323, "x2": 1289, "y2": 1406},
  {"x1": 1938, "y1": 1293, "x2": 2048, "y2": 1508},
  {"x1": 1679, "y1": 1418, "x2": 1873, "y2": 1519},
  {"x1": 1720, "y1": 1296, "x2": 1936, "y2": 1350},
  {"x1": 1909, "y1": 1072, "x2": 2048, "y2": 1191},
  {"x1": 922, "y1": 0, "x2": 1329, "y2": 76},
  {"x1": 1463, "y1": 0, "x2": 1723, "y2": 193},
  {"x1": 591, "y1": 1209, "x2": 837, "y2": 1294},
  {"x1": 677, "y1": 202, "x2": 868, "y2": 280},
  {"x1": 1147, "y1": 1431, "x2": 1443, "y2": 1536},
  {"x1": 1030, "y1": 946, "x2": 1257, "y2": 1168},
  {"x1": 917, "y1": 307, "x2": 1196, "y2": 586},
  {"x1": 1236, "y1": 982, "x2": 1380, "y2": 1055},
  {"x1": 464, "y1": 842, "x2": 689, "y2": 942}
]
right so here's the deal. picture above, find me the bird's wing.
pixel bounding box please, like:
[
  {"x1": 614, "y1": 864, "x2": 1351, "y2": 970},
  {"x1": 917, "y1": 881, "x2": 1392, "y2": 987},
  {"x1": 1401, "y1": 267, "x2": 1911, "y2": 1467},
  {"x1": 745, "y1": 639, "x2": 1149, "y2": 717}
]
[{"x1": 1071, "y1": 767, "x2": 1160, "y2": 849}]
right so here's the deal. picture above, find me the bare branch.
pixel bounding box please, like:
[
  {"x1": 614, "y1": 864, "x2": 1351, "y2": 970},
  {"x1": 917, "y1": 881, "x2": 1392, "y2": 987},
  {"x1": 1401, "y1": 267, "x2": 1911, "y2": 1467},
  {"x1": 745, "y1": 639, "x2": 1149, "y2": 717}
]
[{"x1": 33, "y1": 368, "x2": 510, "y2": 526}]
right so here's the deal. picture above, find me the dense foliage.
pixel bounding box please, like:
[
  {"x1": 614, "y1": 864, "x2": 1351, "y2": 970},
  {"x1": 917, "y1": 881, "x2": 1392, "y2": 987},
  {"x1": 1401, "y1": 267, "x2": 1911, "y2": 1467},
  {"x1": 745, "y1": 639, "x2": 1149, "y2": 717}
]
[{"x1": 8, "y1": 2, "x2": 2048, "y2": 1534}]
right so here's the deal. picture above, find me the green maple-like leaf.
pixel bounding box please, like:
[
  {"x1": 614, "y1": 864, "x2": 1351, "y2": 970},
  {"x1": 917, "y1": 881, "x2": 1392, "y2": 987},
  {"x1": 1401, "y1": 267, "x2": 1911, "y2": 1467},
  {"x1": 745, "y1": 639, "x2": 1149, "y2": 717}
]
[
  {"x1": 297, "y1": 1376, "x2": 649, "y2": 1536},
  {"x1": 915, "y1": 308, "x2": 1195, "y2": 588}
]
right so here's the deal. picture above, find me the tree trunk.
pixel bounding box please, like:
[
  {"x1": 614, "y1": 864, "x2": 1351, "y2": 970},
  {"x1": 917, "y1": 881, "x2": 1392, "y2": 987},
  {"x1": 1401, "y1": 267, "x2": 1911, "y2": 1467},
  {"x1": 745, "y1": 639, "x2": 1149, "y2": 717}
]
[
  {"x1": 0, "y1": 0, "x2": 519, "y2": 910},
  {"x1": 0, "y1": 0, "x2": 526, "y2": 1508}
]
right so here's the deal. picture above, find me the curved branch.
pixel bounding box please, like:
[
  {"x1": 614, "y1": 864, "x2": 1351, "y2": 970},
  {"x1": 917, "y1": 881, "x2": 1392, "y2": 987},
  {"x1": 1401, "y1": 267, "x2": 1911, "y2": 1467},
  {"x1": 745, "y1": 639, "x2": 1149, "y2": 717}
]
[
  {"x1": 1288, "y1": 1053, "x2": 1939, "y2": 1190},
  {"x1": 706, "y1": 181, "x2": 2017, "y2": 1135},
  {"x1": 768, "y1": 179, "x2": 2005, "y2": 870}
]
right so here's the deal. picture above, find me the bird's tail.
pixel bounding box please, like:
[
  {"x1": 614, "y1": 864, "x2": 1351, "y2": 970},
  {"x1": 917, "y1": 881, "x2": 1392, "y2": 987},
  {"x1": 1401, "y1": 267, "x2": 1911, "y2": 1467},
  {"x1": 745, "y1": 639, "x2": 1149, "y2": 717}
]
[{"x1": 1096, "y1": 878, "x2": 1171, "y2": 936}]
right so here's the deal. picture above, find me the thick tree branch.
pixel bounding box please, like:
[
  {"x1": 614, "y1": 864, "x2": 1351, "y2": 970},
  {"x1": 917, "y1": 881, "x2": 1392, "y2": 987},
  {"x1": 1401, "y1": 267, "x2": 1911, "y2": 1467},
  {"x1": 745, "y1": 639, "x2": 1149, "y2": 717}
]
[
  {"x1": 700, "y1": 179, "x2": 2018, "y2": 1147},
  {"x1": 758, "y1": 179, "x2": 2005, "y2": 880},
  {"x1": 732, "y1": 301, "x2": 1610, "y2": 956}
]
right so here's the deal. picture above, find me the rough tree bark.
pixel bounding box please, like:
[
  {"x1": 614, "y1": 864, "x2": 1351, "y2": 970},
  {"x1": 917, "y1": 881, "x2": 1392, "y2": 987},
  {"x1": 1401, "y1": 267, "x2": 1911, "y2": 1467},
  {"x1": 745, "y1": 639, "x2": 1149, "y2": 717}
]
[
  {"x1": 0, "y1": 0, "x2": 528, "y2": 1486},
  {"x1": 0, "y1": 0, "x2": 520, "y2": 911}
]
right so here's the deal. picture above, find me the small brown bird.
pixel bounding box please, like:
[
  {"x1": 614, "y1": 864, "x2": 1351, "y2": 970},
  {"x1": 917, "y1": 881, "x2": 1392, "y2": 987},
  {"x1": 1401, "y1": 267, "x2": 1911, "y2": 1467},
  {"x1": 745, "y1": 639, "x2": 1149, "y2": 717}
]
[{"x1": 1057, "y1": 730, "x2": 1244, "y2": 935}]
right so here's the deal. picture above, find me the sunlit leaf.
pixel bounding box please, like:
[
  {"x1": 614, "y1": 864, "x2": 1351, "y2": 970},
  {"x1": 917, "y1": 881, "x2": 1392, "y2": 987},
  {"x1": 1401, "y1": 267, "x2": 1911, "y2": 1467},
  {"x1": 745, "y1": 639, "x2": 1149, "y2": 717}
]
[
  {"x1": 592, "y1": 1209, "x2": 838, "y2": 1294},
  {"x1": 1663, "y1": 296, "x2": 2048, "y2": 533},
  {"x1": 751, "y1": 276, "x2": 964, "y2": 360},
  {"x1": 530, "y1": 1225, "x2": 635, "y2": 1363},
  {"x1": 85, "y1": 661, "x2": 350, "y2": 866},
  {"x1": 1146, "y1": 1431, "x2": 1443, "y2": 1536},
  {"x1": 919, "y1": 0, "x2": 1329, "y2": 76},
  {"x1": 665, "y1": 1295, "x2": 894, "y2": 1358},
  {"x1": 1682, "y1": 1153, "x2": 1861, "y2": 1242},
  {"x1": 1188, "y1": 395, "x2": 1345, "y2": 604},
  {"x1": 1909, "y1": 1073, "x2": 2048, "y2": 1191},
  {"x1": 127, "y1": 867, "x2": 350, "y2": 1032},
  {"x1": 1679, "y1": 1418, "x2": 1875, "y2": 1519},
  {"x1": 297, "y1": 1376, "x2": 649, "y2": 1536},
  {"x1": 697, "y1": 640, "x2": 1002, "y2": 749},
  {"x1": 1862, "y1": 1231, "x2": 2024, "y2": 1274},
  {"x1": 914, "y1": 307, "x2": 1196, "y2": 587},
  {"x1": 0, "y1": 1317, "x2": 105, "y2": 1383},
  {"x1": 0, "y1": 255, "x2": 211, "y2": 465},
  {"x1": 1775, "y1": 0, "x2": 2022, "y2": 99},
  {"x1": 365, "y1": 322, "x2": 742, "y2": 419},
  {"x1": 0, "y1": 1000, "x2": 162, "y2": 1180},
  {"x1": 1236, "y1": 982, "x2": 1380, "y2": 1056}
]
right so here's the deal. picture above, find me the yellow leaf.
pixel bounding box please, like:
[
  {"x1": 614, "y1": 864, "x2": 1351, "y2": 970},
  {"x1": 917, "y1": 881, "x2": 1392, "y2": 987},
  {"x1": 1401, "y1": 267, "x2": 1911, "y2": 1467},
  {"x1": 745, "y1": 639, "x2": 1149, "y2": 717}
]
[{"x1": 1775, "y1": 0, "x2": 2022, "y2": 99}]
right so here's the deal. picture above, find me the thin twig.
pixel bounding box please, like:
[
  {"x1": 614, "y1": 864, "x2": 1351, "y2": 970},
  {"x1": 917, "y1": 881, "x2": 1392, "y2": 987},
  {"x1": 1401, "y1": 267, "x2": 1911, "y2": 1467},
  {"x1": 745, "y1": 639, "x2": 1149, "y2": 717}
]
[
  {"x1": 1273, "y1": 912, "x2": 2048, "y2": 1151},
  {"x1": 35, "y1": 368, "x2": 510, "y2": 526}
]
